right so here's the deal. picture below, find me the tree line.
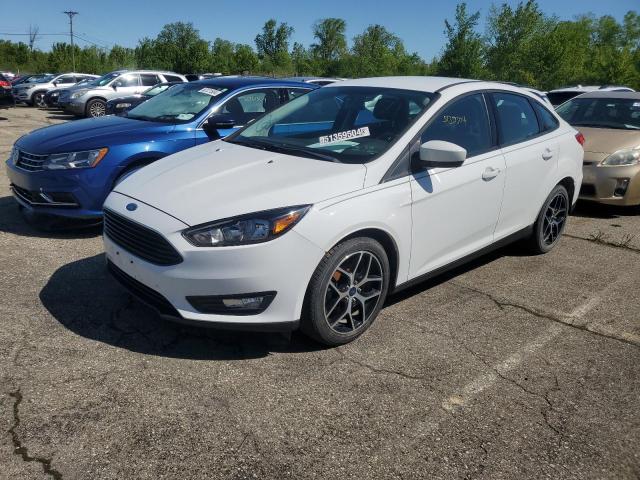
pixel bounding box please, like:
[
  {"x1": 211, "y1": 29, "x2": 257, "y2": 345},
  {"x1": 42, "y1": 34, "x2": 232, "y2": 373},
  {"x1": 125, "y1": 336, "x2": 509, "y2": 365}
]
[{"x1": 1, "y1": 1, "x2": 639, "y2": 90}]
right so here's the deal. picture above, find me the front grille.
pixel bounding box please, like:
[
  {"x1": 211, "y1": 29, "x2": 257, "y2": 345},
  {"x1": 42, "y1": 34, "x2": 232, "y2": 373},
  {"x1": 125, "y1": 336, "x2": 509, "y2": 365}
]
[
  {"x1": 103, "y1": 208, "x2": 183, "y2": 266},
  {"x1": 107, "y1": 260, "x2": 180, "y2": 318},
  {"x1": 15, "y1": 150, "x2": 48, "y2": 172},
  {"x1": 580, "y1": 184, "x2": 596, "y2": 197}
]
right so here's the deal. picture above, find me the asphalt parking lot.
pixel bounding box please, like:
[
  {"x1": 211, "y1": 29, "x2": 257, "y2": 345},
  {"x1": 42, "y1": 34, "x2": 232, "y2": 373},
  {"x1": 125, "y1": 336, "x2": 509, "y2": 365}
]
[{"x1": 1, "y1": 106, "x2": 639, "y2": 480}]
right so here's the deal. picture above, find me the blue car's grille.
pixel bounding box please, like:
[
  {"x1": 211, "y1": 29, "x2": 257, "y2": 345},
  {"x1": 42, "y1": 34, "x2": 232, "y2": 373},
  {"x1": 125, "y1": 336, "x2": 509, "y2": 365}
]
[
  {"x1": 103, "y1": 208, "x2": 183, "y2": 266},
  {"x1": 15, "y1": 150, "x2": 48, "y2": 172}
]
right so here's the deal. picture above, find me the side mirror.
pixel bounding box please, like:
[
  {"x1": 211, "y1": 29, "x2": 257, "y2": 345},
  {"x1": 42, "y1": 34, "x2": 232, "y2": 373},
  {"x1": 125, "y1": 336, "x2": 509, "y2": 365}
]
[
  {"x1": 203, "y1": 114, "x2": 236, "y2": 139},
  {"x1": 417, "y1": 140, "x2": 466, "y2": 168},
  {"x1": 53, "y1": 81, "x2": 58, "y2": 86},
  {"x1": 112, "y1": 83, "x2": 118, "y2": 90}
]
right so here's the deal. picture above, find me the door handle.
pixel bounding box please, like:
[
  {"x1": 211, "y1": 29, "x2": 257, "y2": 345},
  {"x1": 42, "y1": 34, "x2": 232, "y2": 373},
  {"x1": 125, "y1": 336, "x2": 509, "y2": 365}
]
[
  {"x1": 482, "y1": 167, "x2": 501, "y2": 181},
  {"x1": 542, "y1": 149, "x2": 553, "y2": 160}
]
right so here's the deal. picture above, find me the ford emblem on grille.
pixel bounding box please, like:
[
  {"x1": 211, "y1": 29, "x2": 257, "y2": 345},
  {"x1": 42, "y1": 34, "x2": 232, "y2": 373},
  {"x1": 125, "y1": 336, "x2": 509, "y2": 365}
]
[{"x1": 126, "y1": 203, "x2": 138, "y2": 211}]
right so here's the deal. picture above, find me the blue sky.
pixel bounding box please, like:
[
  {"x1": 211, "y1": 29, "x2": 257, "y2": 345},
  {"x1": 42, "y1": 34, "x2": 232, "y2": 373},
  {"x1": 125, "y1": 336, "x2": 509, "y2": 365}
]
[{"x1": 1, "y1": 0, "x2": 637, "y2": 60}]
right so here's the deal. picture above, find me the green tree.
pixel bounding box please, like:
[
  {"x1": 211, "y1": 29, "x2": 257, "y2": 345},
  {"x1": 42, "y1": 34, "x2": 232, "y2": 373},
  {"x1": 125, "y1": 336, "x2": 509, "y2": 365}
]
[
  {"x1": 255, "y1": 19, "x2": 294, "y2": 73},
  {"x1": 437, "y1": 3, "x2": 486, "y2": 78},
  {"x1": 311, "y1": 18, "x2": 347, "y2": 75}
]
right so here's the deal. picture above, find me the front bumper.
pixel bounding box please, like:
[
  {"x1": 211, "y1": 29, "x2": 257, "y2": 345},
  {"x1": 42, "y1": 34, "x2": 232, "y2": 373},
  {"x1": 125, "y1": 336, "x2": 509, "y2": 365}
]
[
  {"x1": 6, "y1": 159, "x2": 107, "y2": 219},
  {"x1": 103, "y1": 192, "x2": 325, "y2": 329},
  {"x1": 580, "y1": 162, "x2": 640, "y2": 206},
  {"x1": 63, "y1": 98, "x2": 86, "y2": 115}
]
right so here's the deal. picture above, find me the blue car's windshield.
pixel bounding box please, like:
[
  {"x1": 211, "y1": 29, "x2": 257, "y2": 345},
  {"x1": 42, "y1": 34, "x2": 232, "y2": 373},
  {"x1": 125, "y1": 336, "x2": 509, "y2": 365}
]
[
  {"x1": 89, "y1": 72, "x2": 122, "y2": 87},
  {"x1": 127, "y1": 83, "x2": 229, "y2": 123},
  {"x1": 227, "y1": 86, "x2": 434, "y2": 163}
]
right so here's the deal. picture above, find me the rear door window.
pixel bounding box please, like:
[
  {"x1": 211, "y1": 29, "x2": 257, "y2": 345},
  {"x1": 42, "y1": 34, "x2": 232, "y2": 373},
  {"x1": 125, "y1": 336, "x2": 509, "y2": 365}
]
[
  {"x1": 491, "y1": 92, "x2": 540, "y2": 146},
  {"x1": 163, "y1": 74, "x2": 183, "y2": 82},
  {"x1": 140, "y1": 74, "x2": 161, "y2": 86}
]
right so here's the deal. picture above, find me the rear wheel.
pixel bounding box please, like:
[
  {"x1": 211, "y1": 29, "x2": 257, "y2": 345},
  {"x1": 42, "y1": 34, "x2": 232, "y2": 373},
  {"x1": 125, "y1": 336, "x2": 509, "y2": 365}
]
[
  {"x1": 86, "y1": 99, "x2": 106, "y2": 118},
  {"x1": 526, "y1": 184, "x2": 569, "y2": 254},
  {"x1": 301, "y1": 237, "x2": 390, "y2": 346}
]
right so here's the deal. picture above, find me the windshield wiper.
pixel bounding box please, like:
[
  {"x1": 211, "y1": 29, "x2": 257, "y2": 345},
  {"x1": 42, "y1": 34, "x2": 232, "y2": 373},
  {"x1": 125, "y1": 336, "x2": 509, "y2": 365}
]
[{"x1": 229, "y1": 137, "x2": 340, "y2": 162}]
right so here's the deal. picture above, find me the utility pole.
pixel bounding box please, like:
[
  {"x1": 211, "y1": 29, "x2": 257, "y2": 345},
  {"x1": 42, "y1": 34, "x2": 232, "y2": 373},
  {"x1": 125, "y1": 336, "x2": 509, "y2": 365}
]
[{"x1": 63, "y1": 11, "x2": 78, "y2": 71}]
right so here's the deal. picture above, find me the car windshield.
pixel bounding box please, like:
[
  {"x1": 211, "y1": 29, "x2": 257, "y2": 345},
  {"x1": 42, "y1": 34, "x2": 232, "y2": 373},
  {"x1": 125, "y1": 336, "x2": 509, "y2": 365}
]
[
  {"x1": 143, "y1": 84, "x2": 172, "y2": 97},
  {"x1": 90, "y1": 72, "x2": 122, "y2": 87},
  {"x1": 127, "y1": 83, "x2": 229, "y2": 123},
  {"x1": 32, "y1": 74, "x2": 56, "y2": 84},
  {"x1": 556, "y1": 97, "x2": 640, "y2": 130},
  {"x1": 227, "y1": 86, "x2": 434, "y2": 163}
]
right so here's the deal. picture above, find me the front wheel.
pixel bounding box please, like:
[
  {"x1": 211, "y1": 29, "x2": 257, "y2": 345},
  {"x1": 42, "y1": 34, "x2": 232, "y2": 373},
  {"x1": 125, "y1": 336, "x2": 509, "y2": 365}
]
[
  {"x1": 32, "y1": 92, "x2": 47, "y2": 108},
  {"x1": 86, "y1": 99, "x2": 106, "y2": 118},
  {"x1": 526, "y1": 184, "x2": 569, "y2": 254},
  {"x1": 301, "y1": 237, "x2": 390, "y2": 346}
]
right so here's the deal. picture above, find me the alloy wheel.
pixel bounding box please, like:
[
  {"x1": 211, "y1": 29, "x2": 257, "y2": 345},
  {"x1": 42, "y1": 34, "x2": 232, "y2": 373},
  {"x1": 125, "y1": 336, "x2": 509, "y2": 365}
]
[
  {"x1": 35, "y1": 93, "x2": 46, "y2": 108},
  {"x1": 323, "y1": 251, "x2": 384, "y2": 334},
  {"x1": 89, "y1": 102, "x2": 106, "y2": 117},
  {"x1": 542, "y1": 191, "x2": 567, "y2": 246}
]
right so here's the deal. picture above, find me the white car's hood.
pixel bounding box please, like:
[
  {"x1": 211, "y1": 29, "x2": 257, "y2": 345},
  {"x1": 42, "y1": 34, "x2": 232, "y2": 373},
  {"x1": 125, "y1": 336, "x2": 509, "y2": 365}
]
[{"x1": 114, "y1": 140, "x2": 367, "y2": 226}]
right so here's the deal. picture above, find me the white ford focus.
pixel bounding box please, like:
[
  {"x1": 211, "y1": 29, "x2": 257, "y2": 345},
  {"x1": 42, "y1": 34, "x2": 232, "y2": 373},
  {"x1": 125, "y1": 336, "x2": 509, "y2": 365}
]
[{"x1": 103, "y1": 77, "x2": 583, "y2": 346}]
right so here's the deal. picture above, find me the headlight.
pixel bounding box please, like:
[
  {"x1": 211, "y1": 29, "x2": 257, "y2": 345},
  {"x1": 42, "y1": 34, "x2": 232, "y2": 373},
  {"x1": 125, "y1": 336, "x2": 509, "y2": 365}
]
[
  {"x1": 10, "y1": 146, "x2": 19, "y2": 164},
  {"x1": 182, "y1": 205, "x2": 311, "y2": 247},
  {"x1": 71, "y1": 89, "x2": 88, "y2": 99},
  {"x1": 601, "y1": 148, "x2": 640, "y2": 166},
  {"x1": 44, "y1": 148, "x2": 108, "y2": 170},
  {"x1": 115, "y1": 103, "x2": 131, "y2": 109}
]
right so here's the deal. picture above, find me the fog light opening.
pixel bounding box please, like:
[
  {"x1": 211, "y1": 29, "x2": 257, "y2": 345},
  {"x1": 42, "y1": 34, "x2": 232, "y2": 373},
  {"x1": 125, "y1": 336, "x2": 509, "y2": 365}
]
[
  {"x1": 187, "y1": 292, "x2": 276, "y2": 315},
  {"x1": 614, "y1": 178, "x2": 630, "y2": 197}
]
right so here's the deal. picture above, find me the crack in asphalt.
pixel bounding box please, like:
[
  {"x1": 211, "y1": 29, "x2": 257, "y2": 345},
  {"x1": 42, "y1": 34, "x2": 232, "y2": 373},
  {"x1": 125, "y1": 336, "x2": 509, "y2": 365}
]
[
  {"x1": 564, "y1": 232, "x2": 640, "y2": 254},
  {"x1": 335, "y1": 347, "x2": 428, "y2": 381},
  {"x1": 452, "y1": 282, "x2": 640, "y2": 349},
  {"x1": 8, "y1": 389, "x2": 63, "y2": 480}
]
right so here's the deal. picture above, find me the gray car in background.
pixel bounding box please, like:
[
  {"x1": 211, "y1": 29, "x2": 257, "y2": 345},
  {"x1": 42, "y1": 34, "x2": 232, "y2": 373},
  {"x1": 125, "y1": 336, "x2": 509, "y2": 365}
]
[
  {"x1": 12, "y1": 73, "x2": 99, "y2": 107},
  {"x1": 58, "y1": 69, "x2": 187, "y2": 117}
]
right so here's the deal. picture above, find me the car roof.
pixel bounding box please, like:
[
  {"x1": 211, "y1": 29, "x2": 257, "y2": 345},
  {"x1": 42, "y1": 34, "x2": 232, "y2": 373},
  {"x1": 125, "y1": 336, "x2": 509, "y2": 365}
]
[
  {"x1": 572, "y1": 91, "x2": 640, "y2": 100},
  {"x1": 195, "y1": 76, "x2": 317, "y2": 89}
]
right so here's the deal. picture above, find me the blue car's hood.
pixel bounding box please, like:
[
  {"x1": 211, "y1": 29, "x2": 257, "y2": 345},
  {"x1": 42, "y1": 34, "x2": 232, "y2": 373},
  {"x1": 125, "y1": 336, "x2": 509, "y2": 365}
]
[{"x1": 16, "y1": 115, "x2": 178, "y2": 154}]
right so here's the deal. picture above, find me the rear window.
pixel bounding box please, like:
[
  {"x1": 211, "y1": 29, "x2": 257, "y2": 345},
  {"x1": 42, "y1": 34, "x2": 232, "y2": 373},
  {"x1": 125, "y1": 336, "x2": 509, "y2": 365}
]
[
  {"x1": 163, "y1": 74, "x2": 183, "y2": 83},
  {"x1": 547, "y1": 91, "x2": 580, "y2": 107},
  {"x1": 556, "y1": 97, "x2": 640, "y2": 130}
]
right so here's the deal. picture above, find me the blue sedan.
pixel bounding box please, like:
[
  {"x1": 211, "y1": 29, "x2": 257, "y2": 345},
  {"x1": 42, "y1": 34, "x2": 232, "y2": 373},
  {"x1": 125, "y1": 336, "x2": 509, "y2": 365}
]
[{"x1": 6, "y1": 77, "x2": 317, "y2": 220}]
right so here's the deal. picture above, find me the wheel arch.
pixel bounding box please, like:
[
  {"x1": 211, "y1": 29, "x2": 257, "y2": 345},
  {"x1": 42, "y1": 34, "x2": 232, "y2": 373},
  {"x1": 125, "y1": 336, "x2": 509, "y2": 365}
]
[
  {"x1": 332, "y1": 227, "x2": 401, "y2": 291},
  {"x1": 85, "y1": 96, "x2": 108, "y2": 115},
  {"x1": 557, "y1": 176, "x2": 576, "y2": 206}
]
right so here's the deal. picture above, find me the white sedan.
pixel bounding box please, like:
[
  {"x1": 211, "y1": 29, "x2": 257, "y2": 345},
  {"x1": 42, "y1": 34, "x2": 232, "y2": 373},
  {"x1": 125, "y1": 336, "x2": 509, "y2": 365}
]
[{"x1": 103, "y1": 76, "x2": 584, "y2": 346}]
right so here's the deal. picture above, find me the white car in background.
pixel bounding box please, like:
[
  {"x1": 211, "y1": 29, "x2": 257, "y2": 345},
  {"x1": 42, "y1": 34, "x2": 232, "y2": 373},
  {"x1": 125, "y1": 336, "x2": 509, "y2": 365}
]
[
  {"x1": 11, "y1": 72, "x2": 99, "y2": 107},
  {"x1": 547, "y1": 85, "x2": 635, "y2": 107},
  {"x1": 103, "y1": 76, "x2": 584, "y2": 346}
]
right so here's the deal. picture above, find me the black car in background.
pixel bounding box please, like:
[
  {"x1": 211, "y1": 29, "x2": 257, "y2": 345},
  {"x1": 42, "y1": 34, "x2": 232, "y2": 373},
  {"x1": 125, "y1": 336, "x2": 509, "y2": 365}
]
[
  {"x1": 44, "y1": 77, "x2": 97, "y2": 108},
  {"x1": 105, "y1": 82, "x2": 183, "y2": 115}
]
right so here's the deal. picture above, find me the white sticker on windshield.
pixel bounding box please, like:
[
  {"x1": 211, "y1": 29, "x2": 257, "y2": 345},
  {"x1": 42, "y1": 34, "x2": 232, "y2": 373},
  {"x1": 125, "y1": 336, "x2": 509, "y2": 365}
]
[
  {"x1": 319, "y1": 126, "x2": 370, "y2": 145},
  {"x1": 633, "y1": 102, "x2": 640, "y2": 108},
  {"x1": 198, "y1": 87, "x2": 223, "y2": 97},
  {"x1": 176, "y1": 113, "x2": 195, "y2": 120}
]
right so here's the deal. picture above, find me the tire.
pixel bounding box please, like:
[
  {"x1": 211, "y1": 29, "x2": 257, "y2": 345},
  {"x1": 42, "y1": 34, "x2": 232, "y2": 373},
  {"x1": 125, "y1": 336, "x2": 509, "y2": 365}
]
[
  {"x1": 31, "y1": 91, "x2": 47, "y2": 108},
  {"x1": 301, "y1": 237, "x2": 390, "y2": 346},
  {"x1": 86, "y1": 99, "x2": 106, "y2": 118},
  {"x1": 526, "y1": 184, "x2": 569, "y2": 254}
]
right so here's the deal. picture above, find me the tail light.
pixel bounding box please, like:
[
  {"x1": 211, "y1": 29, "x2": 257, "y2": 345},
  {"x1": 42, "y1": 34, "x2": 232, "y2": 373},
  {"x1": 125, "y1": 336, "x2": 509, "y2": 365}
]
[
  {"x1": 575, "y1": 132, "x2": 585, "y2": 146},
  {"x1": 0, "y1": 80, "x2": 10, "y2": 87}
]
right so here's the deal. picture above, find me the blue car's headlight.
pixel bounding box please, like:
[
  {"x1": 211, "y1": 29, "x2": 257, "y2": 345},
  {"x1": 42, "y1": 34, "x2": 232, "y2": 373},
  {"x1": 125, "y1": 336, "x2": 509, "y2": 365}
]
[
  {"x1": 44, "y1": 148, "x2": 109, "y2": 170},
  {"x1": 10, "y1": 146, "x2": 19, "y2": 164},
  {"x1": 182, "y1": 205, "x2": 311, "y2": 247}
]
